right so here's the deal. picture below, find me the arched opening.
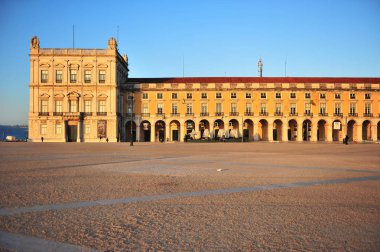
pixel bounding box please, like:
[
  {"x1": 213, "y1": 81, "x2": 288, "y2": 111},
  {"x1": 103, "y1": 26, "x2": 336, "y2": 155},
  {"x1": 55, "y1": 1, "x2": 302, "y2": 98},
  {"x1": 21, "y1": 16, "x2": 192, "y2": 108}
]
[
  {"x1": 332, "y1": 120, "x2": 342, "y2": 142},
  {"x1": 259, "y1": 119, "x2": 268, "y2": 141},
  {"x1": 199, "y1": 120, "x2": 210, "y2": 139},
  {"x1": 169, "y1": 120, "x2": 180, "y2": 141},
  {"x1": 125, "y1": 120, "x2": 136, "y2": 142},
  {"x1": 273, "y1": 119, "x2": 283, "y2": 141},
  {"x1": 317, "y1": 120, "x2": 327, "y2": 141},
  {"x1": 185, "y1": 120, "x2": 197, "y2": 139},
  {"x1": 155, "y1": 120, "x2": 166, "y2": 142},
  {"x1": 288, "y1": 120, "x2": 297, "y2": 141},
  {"x1": 139, "y1": 121, "x2": 151, "y2": 142},
  {"x1": 362, "y1": 120, "x2": 371, "y2": 141},
  {"x1": 213, "y1": 119, "x2": 225, "y2": 140},
  {"x1": 302, "y1": 119, "x2": 312, "y2": 141},
  {"x1": 347, "y1": 120, "x2": 357, "y2": 142},
  {"x1": 228, "y1": 119, "x2": 239, "y2": 139},
  {"x1": 243, "y1": 119, "x2": 254, "y2": 141}
]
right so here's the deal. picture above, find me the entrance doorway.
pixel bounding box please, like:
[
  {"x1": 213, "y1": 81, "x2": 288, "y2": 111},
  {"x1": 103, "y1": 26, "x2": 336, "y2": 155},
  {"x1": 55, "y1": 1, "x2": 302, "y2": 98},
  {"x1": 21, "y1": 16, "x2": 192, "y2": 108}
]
[{"x1": 67, "y1": 125, "x2": 77, "y2": 142}]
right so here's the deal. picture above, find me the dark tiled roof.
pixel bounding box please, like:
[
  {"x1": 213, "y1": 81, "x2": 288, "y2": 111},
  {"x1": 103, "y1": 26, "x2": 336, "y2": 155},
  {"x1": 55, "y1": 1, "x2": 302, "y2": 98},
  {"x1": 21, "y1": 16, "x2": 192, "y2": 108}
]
[{"x1": 127, "y1": 77, "x2": 380, "y2": 84}]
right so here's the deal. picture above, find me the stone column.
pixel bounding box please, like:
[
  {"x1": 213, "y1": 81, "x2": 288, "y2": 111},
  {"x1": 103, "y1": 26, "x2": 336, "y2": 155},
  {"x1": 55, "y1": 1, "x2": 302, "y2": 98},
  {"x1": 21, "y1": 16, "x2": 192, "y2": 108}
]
[
  {"x1": 180, "y1": 119, "x2": 185, "y2": 142},
  {"x1": 296, "y1": 120, "x2": 303, "y2": 142},
  {"x1": 268, "y1": 122, "x2": 273, "y2": 142},
  {"x1": 77, "y1": 121, "x2": 81, "y2": 142},
  {"x1": 372, "y1": 124, "x2": 378, "y2": 142},
  {"x1": 136, "y1": 125, "x2": 140, "y2": 142},
  {"x1": 326, "y1": 124, "x2": 332, "y2": 142},
  {"x1": 253, "y1": 120, "x2": 259, "y2": 141},
  {"x1": 356, "y1": 124, "x2": 362, "y2": 142},
  {"x1": 311, "y1": 123, "x2": 318, "y2": 142},
  {"x1": 282, "y1": 123, "x2": 288, "y2": 142},
  {"x1": 239, "y1": 117, "x2": 244, "y2": 138},
  {"x1": 150, "y1": 123, "x2": 155, "y2": 142},
  {"x1": 165, "y1": 122, "x2": 170, "y2": 142}
]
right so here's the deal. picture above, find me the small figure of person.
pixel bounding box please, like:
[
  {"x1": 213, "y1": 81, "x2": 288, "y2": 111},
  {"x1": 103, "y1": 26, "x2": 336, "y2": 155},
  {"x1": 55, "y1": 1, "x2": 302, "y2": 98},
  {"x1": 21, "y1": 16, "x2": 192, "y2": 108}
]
[
  {"x1": 106, "y1": 138, "x2": 109, "y2": 143},
  {"x1": 100, "y1": 136, "x2": 102, "y2": 142},
  {"x1": 41, "y1": 137, "x2": 44, "y2": 142},
  {"x1": 344, "y1": 134, "x2": 349, "y2": 145}
]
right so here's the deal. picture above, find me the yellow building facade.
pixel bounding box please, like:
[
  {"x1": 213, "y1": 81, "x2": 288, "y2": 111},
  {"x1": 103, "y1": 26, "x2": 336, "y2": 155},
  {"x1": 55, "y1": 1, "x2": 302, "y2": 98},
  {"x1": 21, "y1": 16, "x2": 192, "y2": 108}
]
[
  {"x1": 29, "y1": 37, "x2": 380, "y2": 143},
  {"x1": 127, "y1": 78, "x2": 380, "y2": 143},
  {"x1": 28, "y1": 36, "x2": 129, "y2": 142}
]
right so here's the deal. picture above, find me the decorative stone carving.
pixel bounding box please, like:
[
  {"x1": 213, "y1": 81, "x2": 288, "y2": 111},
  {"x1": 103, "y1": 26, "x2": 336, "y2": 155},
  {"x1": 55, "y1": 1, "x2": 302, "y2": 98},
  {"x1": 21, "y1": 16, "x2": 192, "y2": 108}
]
[
  {"x1": 108, "y1": 37, "x2": 118, "y2": 50},
  {"x1": 31, "y1": 36, "x2": 39, "y2": 49}
]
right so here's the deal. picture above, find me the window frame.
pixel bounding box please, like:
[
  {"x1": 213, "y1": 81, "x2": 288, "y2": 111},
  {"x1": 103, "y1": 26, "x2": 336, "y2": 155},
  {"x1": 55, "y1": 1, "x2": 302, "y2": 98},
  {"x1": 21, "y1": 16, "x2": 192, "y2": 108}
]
[
  {"x1": 41, "y1": 70, "x2": 48, "y2": 83},
  {"x1": 99, "y1": 70, "x2": 106, "y2": 83}
]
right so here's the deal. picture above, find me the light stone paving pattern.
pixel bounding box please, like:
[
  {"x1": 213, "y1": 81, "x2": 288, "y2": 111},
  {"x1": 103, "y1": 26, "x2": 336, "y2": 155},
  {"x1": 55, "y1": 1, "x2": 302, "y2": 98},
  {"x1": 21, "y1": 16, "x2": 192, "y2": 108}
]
[{"x1": 0, "y1": 142, "x2": 380, "y2": 251}]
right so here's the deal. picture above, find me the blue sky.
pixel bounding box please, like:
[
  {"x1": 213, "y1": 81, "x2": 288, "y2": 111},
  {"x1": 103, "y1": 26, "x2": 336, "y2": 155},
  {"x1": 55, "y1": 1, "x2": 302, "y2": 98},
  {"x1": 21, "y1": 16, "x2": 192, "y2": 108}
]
[{"x1": 0, "y1": 0, "x2": 379, "y2": 125}]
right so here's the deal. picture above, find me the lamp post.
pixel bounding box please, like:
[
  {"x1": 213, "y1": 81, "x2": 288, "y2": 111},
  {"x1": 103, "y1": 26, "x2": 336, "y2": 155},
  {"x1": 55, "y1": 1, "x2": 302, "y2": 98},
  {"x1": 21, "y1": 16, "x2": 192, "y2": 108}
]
[{"x1": 129, "y1": 91, "x2": 134, "y2": 146}]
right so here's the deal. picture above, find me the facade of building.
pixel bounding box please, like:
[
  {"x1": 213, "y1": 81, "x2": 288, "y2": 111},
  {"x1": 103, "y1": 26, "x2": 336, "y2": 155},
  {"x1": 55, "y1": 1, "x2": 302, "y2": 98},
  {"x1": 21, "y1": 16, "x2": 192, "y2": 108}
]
[
  {"x1": 29, "y1": 37, "x2": 380, "y2": 143},
  {"x1": 28, "y1": 36, "x2": 129, "y2": 142}
]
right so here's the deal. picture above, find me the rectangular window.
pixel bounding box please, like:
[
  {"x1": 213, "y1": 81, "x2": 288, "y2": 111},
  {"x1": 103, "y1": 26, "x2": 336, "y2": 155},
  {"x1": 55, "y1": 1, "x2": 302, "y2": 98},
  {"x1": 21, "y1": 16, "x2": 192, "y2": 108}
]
[
  {"x1": 98, "y1": 100, "x2": 106, "y2": 112},
  {"x1": 201, "y1": 93, "x2": 207, "y2": 99},
  {"x1": 157, "y1": 93, "x2": 163, "y2": 99},
  {"x1": 350, "y1": 93, "x2": 356, "y2": 99},
  {"x1": 55, "y1": 124, "x2": 62, "y2": 135},
  {"x1": 245, "y1": 103, "x2": 252, "y2": 113},
  {"x1": 142, "y1": 93, "x2": 148, "y2": 99},
  {"x1": 84, "y1": 100, "x2": 92, "y2": 112},
  {"x1": 260, "y1": 92, "x2": 266, "y2": 99},
  {"x1": 157, "y1": 103, "x2": 163, "y2": 114},
  {"x1": 41, "y1": 70, "x2": 48, "y2": 83},
  {"x1": 290, "y1": 92, "x2": 296, "y2": 99},
  {"x1": 275, "y1": 92, "x2": 281, "y2": 99},
  {"x1": 231, "y1": 103, "x2": 237, "y2": 112},
  {"x1": 171, "y1": 103, "x2": 178, "y2": 114},
  {"x1": 187, "y1": 93, "x2": 193, "y2": 99},
  {"x1": 55, "y1": 100, "x2": 62, "y2": 112},
  {"x1": 201, "y1": 103, "x2": 208, "y2": 113},
  {"x1": 320, "y1": 93, "x2": 326, "y2": 99},
  {"x1": 349, "y1": 103, "x2": 356, "y2": 114},
  {"x1": 216, "y1": 103, "x2": 222, "y2": 113},
  {"x1": 335, "y1": 93, "x2": 341, "y2": 99},
  {"x1": 41, "y1": 100, "x2": 48, "y2": 112},
  {"x1": 246, "y1": 93, "x2": 251, "y2": 99},
  {"x1": 216, "y1": 93, "x2": 222, "y2": 99},
  {"x1": 99, "y1": 70, "x2": 106, "y2": 83},
  {"x1": 260, "y1": 103, "x2": 267, "y2": 113},
  {"x1": 70, "y1": 70, "x2": 77, "y2": 83},
  {"x1": 305, "y1": 103, "x2": 311, "y2": 113},
  {"x1": 305, "y1": 93, "x2": 311, "y2": 99},
  {"x1": 171, "y1": 93, "x2": 177, "y2": 99},
  {"x1": 275, "y1": 103, "x2": 281, "y2": 113},
  {"x1": 143, "y1": 103, "x2": 148, "y2": 114},
  {"x1": 55, "y1": 70, "x2": 62, "y2": 83},
  {"x1": 70, "y1": 100, "x2": 78, "y2": 112},
  {"x1": 40, "y1": 124, "x2": 47, "y2": 135},
  {"x1": 290, "y1": 103, "x2": 296, "y2": 114},
  {"x1": 335, "y1": 103, "x2": 341, "y2": 114},
  {"x1": 365, "y1": 93, "x2": 371, "y2": 99},
  {"x1": 84, "y1": 70, "x2": 91, "y2": 83},
  {"x1": 320, "y1": 103, "x2": 326, "y2": 114},
  {"x1": 85, "y1": 124, "x2": 91, "y2": 134},
  {"x1": 365, "y1": 103, "x2": 371, "y2": 114},
  {"x1": 186, "y1": 103, "x2": 193, "y2": 114},
  {"x1": 231, "y1": 93, "x2": 237, "y2": 99}
]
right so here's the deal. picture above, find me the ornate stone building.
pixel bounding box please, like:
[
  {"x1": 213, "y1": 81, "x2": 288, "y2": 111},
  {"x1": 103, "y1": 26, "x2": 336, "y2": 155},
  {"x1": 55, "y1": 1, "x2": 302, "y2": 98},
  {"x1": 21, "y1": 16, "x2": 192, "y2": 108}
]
[
  {"x1": 28, "y1": 36, "x2": 128, "y2": 142},
  {"x1": 28, "y1": 37, "x2": 380, "y2": 143}
]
